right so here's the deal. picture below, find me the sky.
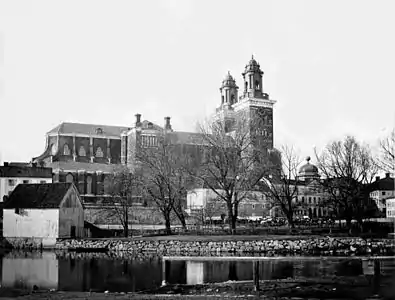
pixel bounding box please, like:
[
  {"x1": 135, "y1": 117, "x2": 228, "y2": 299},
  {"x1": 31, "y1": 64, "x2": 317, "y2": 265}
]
[{"x1": 0, "y1": 0, "x2": 394, "y2": 165}]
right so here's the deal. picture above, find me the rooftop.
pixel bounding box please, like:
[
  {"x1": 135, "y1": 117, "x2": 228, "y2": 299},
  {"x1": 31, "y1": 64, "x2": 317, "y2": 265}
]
[
  {"x1": 3, "y1": 182, "x2": 74, "y2": 209},
  {"x1": 0, "y1": 163, "x2": 52, "y2": 178},
  {"x1": 47, "y1": 122, "x2": 130, "y2": 138}
]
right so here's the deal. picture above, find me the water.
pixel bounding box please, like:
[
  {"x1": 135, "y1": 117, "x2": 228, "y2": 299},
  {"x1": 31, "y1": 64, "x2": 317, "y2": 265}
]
[{"x1": 1, "y1": 250, "x2": 395, "y2": 295}]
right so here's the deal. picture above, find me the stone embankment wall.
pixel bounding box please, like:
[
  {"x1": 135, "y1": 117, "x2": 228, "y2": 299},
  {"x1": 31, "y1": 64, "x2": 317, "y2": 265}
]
[{"x1": 50, "y1": 237, "x2": 395, "y2": 256}]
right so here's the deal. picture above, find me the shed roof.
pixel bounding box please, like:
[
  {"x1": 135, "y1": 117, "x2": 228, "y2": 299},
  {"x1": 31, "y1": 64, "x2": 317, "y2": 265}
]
[{"x1": 3, "y1": 182, "x2": 74, "y2": 209}]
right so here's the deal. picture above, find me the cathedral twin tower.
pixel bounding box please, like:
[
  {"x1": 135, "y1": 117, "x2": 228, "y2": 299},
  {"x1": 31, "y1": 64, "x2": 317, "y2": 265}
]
[{"x1": 215, "y1": 56, "x2": 276, "y2": 151}]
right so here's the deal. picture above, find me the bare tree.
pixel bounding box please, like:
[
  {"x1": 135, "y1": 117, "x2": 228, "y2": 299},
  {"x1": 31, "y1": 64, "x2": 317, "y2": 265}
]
[
  {"x1": 106, "y1": 165, "x2": 142, "y2": 237},
  {"x1": 138, "y1": 135, "x2": 189, "y2": 234},
  {"x1": 314, "y1": 135, "x2": 378, "y2": 231},
  {"x1": 193, "y1": 115, "x2": 272, "y2": 233},
  {"x1": 378, "y1": 128, "x2": 395, "y2": 173},
  {"x1": 258, "y1": 145, "x2": 302, "y2": 228}
]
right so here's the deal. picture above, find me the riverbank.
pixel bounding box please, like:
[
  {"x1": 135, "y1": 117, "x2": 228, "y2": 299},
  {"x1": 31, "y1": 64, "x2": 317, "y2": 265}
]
[
  {"x1": 3, "y1": 235, "x2": 395, "y2": 256},
  {"x1": 56, "y1": 236, "x2": 394, "y2": 256},
  {"x1": 1, "y1": 275, "x2": 393, "y2": 299}
]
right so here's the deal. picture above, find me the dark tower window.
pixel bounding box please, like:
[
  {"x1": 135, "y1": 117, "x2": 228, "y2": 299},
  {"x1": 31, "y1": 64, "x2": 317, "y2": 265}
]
[
  {"x1": 255, "y1": 80, "x2": 260, "y2": 90},
  {"x1": 221, "y1": 95, "x2": 224, "y2": 104},
  {"x1": 231, "y1": 94, "x2": 235, "y2": 104},
  {"x1": 245, "y1": 81, "x2": 248, "y2": 90}
]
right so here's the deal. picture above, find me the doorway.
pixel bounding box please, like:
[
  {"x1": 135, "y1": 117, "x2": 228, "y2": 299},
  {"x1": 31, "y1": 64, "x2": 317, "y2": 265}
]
[{"x1": 71, "y1": 226, "x2": 76, "y2": 238}]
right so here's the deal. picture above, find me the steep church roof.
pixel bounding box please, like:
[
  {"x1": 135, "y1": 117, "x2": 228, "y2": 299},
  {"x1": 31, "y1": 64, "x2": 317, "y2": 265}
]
[
  {"x1": 47, "y1": 122, "x2": 130, "y2": 138},
  {"x1": 3, "y1": 183, "x2": 76, "y2": 209}
]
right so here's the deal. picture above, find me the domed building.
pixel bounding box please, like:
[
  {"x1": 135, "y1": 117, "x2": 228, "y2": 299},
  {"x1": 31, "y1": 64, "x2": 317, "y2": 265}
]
[
  {"x1": 298, "y1": 156, "x2": 320, "y2": 182},
  {"x1": 293, "y1": 156, "x2": 332, "y2": 219}
]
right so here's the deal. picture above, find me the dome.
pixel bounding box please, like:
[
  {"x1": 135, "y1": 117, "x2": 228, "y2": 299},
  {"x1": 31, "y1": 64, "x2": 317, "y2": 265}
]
[
  {"x1": 221, "y1": 71, "x2": 238, "y2": 88},
  {"x1": 298, "y1": 156, "x2": 319, "y2": 175},
  {"x1": 244, "y1": 55, "x2": 262, "y2": 73},
  {"x1": 248, "y1": 56, "x2": 258, "y2": 66}
]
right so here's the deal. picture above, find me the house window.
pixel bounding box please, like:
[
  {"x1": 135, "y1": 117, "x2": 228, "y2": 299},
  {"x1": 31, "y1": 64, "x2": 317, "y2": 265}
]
[
  {"x1": 96, "y1": 128, "x2": 103, "y2": 134},
  {"x1": 79, "y1": 146, "x2": 86, "y2": 157},
  {"x1": 40, "y1": 180, "x2": 46, "y2": 184},
  {"x1": 252, "y1": 204, "x2": 255, "y2": 210},
  {"x1": 95, "y1": 147, "x2": 104, "y2": 158},
  {"x1": 382, "y1": 191, "x2": 386, "y2": 196},
  {"x1": 309, "y1": 197, "x2": 311, "y2": 204},
  {"x1": 63, "y1": 144, "x2": 71, "y2": 155},
  {"x1": 8, "y1": 179, "x2": 16, "y2": 186},
  {"x1": 23, "y1": 180, "x2": 29, "y2": 184},
  {"x1": 302, "y1": 197, "x2": 304, "y2": 203}
]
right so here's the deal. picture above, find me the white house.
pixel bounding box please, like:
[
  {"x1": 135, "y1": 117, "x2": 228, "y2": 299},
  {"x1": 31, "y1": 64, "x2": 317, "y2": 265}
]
[
  {"x1": 186, "y1": 188, "x2": 269, "y2": 219},
  {"x1": 369, "y1": 173, "x2": 395, "y2": 214},
  {"x1": 386, "y1": 198, "x2": 395, "y2": 218},
  {"x1": 3, "y1": 182, "x2": 84, "y2": 247},
  {"x1": 0, "y1": 162, "x2": 53, "y2": 202}
]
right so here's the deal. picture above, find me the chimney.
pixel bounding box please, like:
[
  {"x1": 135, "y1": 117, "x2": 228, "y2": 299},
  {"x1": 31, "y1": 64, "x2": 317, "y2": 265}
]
[
  {"x1": 3, "y1": 162, "x2": 8, "y2": 167},
  {"x1": 385, "y1": 172, "x2": 390, "y2": 178},
  {"x1": 135, "y1": 114, "x2": 141, "y2": 127},
  {"x1": 376, "y1": 176, "x2": 380, "y2": 182},
  {"x1": 164, "y1": 116, "x2": 172, "y2": 130}
]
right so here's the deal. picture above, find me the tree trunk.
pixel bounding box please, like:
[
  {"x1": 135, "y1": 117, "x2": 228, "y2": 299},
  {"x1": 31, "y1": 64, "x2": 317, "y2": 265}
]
[
  {"x1": 228, "y1": 204, "x2": 236, "y2": 235},
  {"x1": 173, "y1": 207, "x2": 187, "y2": 230},
  {"x1": 123, "y1": 208, "x2": 129, "y2": 237},
  {"x1": 164, "y1": 214, "x2": 172, "y2": 235}
]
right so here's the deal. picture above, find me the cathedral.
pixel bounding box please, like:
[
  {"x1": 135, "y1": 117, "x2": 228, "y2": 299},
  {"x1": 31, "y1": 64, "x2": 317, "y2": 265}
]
[{"x1": 33, "y1": 56, "x2": 277, "y2": 203}]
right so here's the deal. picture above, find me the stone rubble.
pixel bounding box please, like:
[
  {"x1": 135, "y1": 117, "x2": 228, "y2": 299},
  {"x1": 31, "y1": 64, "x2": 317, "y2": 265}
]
[{"x1": 48, "y1": 237, "x2": 395, "y2": 256}]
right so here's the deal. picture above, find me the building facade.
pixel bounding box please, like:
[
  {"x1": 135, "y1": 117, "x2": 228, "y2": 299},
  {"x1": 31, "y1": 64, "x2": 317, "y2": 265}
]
[
  {"x1": 0, "y1": 162, "x2": 53, "y2": 202},
  {"x1": 294, "y1": 157, "x2": 331, "y2": 218},
  {"x1": 369, "y1": 173, "x2": 395, "y2": 214},
  {"x1": 32, "y1": 56, "x2": 278, "y2": 206},
  {"x1": 186, "y1": 188, "x2": 269, "y2": 221}
]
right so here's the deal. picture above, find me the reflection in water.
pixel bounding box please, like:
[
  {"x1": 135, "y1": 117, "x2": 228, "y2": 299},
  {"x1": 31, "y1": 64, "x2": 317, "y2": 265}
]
[
  {"x1": 2, "y1": 252, "x2": 58, "y2": 289},
  {"x1": 1, "y1": 251, "x2": 394, "y2": 294}
]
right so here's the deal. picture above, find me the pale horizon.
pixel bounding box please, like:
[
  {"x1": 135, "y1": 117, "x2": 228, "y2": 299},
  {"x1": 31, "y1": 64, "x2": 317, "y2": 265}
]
[{"x1": 0, "y1": 0, "x2": 394, "y2": 166}]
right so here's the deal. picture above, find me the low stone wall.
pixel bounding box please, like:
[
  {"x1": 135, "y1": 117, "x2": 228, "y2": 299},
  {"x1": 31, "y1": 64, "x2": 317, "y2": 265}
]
[{"x1": 53, "y1": 237, "x2": 395, "y2": 256}]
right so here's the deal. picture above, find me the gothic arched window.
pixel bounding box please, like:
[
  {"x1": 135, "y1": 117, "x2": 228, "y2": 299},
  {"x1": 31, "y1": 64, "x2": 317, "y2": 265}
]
[
  {"x1": 95, "y1": 146, "x2": 104, "y2": 158},
  {"x1": 66, "y1": 173, "x2": 74, "y2": 183},
  {"x1": 86, "y1": 175, "x2": 92, "y2": 194},
  {"x1": 63, "y1": 144, "x2": 70, "y2": 156},
  {"x1": 78, "y1": 146, "x2": 86, "y2": 157}
]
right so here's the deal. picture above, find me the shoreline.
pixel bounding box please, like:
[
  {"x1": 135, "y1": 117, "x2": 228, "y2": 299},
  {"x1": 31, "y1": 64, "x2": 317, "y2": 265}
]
[
  {"x1": 2, "y1": 235, "x2": 395, "y2": 256},
  {"x1": 1, "y1": 275, "x2": 394, "y2": 299}
]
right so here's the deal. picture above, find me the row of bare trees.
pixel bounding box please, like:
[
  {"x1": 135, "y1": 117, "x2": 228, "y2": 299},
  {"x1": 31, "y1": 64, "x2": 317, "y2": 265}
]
[{"x1": 105, "y1": 113, "x2": 394, "y2": 235}]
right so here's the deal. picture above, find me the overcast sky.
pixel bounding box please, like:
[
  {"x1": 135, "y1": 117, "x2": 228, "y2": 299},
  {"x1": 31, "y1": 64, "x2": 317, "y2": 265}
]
[{"x1": 0, "y1": 0, "x2": 394, "y2": 165}]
